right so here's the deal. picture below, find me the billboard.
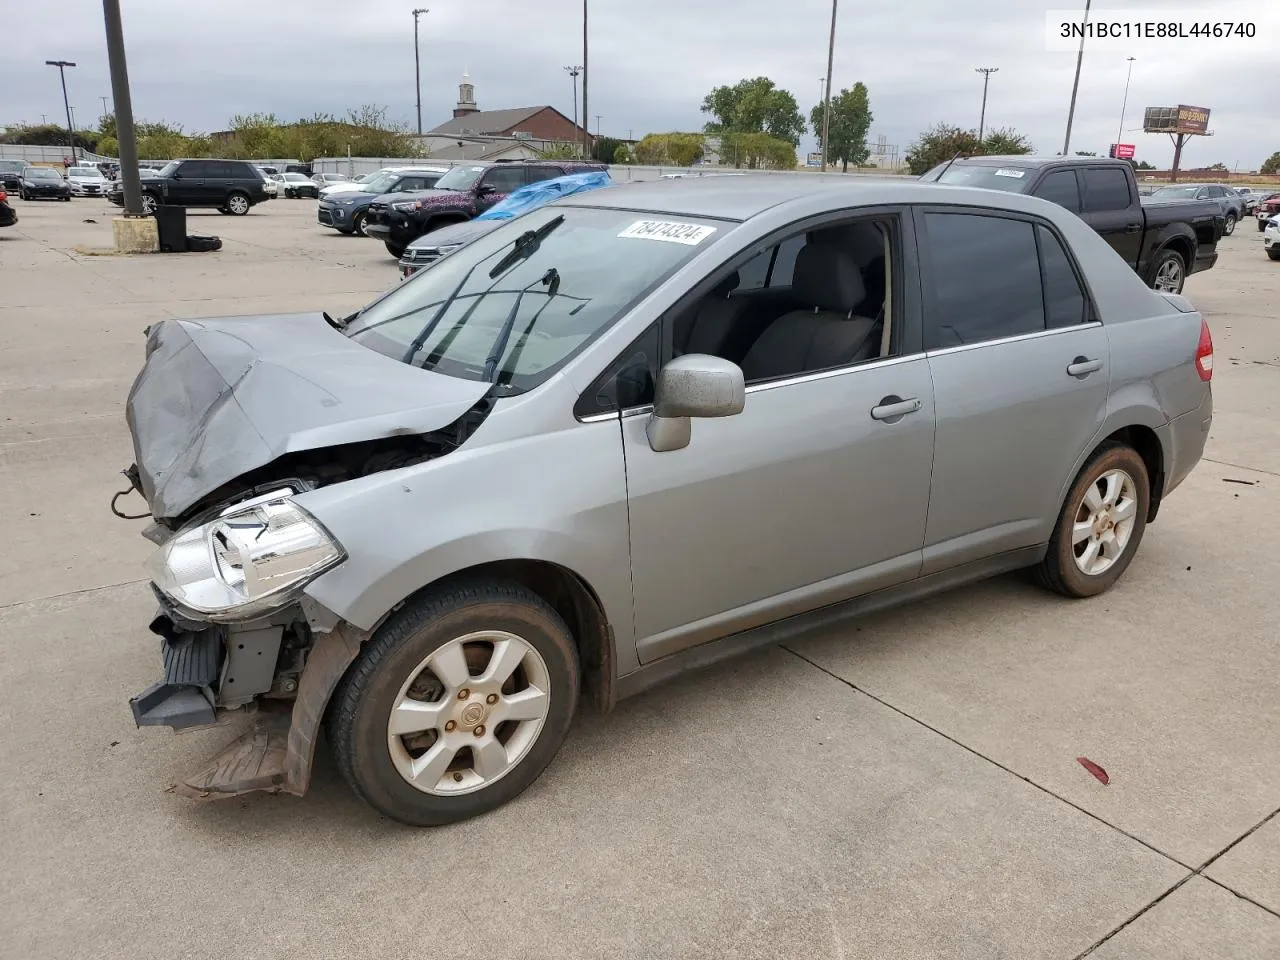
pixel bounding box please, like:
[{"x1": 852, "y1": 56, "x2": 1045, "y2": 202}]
[
  {"x1": 1109, "y1": 143, "x2": 1136, "y2": 160},
  {"x1": 1143, "y1": 105, "x2": 1211, "y2": 135}
]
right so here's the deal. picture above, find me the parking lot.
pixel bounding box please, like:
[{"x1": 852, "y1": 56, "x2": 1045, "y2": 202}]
[{"x1": 2, "y1": 195, "x2": 1278, "y2": 959}]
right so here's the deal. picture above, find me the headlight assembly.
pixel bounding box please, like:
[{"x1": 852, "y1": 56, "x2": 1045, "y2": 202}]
[
  {"x1": 391, "y1": 200, "x2": 421, "y2": 212},
  {"x1": 146, "y1": 490, "x2": 344, "y2": 621}
]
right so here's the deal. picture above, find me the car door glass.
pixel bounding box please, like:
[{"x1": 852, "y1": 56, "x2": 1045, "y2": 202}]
[
  {"x1": 1037, "y1": 226, "x2": 1089, "y2": 328},
  {"x1": 735, "y1": 248, "x2": 774, "y2": 291},
  {"x1": 1034, "y1": 171, "x2": 1082, "y2": 214},
  {"x1": 398, "y1": 177, "x2": 427, "y2": 191},
  {"x1": 767, "y1": 234, "x2": 805, "y2": 288},
  {"x1": 482, "y1": 167, "x2": 526, "y2": 194},
  {"x1": 924, "y1": 212, "x2": 1044, "y2": 347},
  {"x1": 526, "y1": 166, "x2": 561, "y2": 185},
  {"x1": 1081, "y1": 168, "x2": 1131, "y2": 212},
  {"x1": 181, "y1": 160, "x2": 212, "y2": 178},
  {"x1": 573, "y1": 323, "x2": 659, "y2": 418}
]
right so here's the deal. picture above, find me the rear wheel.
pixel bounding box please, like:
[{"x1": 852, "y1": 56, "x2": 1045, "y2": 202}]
[
  {"x1": 1034, "y1": 443, "x2": 1150, "y2": 598},
  {"x1": 1260, "y1": 220, "x2": 1269, "y2": 232},
  {"x1": 226, "y1": 191, "x2": 250, "y2": 215},
  {"x1": 1147, "y1": 248, "x2": 1186, "y2": 294},
  {"x1": 1267, "y1": 248, "x2": 1280, "y2": 262},
  {"x1": 327, "y1": 579, "x2": 580, "y2": 826},
  {"x1": 1223, "y1": 213, "x2": 1237, "y2": 236}
]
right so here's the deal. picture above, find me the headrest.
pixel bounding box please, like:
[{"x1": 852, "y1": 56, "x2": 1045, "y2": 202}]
[
  {"x1": 710, "y1": 271, "x2": 740, "y2": 298},
  {"x1": 792, "y1": 244, "x2": 865, "y2": 314}
]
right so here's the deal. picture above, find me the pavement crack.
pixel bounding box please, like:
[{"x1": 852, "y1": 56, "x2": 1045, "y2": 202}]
[
  {"x1": 1203, "y1": 457, "x2": 1280, "y2": 479},
  {"x1": 1069, "y1": 875, "x2": 1193, "y2": 959}
]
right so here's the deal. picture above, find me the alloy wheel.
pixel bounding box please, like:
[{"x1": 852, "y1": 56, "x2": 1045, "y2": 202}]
[
  {"x1": 1072, "y1": 468, "x2": 1139, "y2": 576},
  {"x1": 1153, "y1": 257, "x2": 1183, "y2": 293}
]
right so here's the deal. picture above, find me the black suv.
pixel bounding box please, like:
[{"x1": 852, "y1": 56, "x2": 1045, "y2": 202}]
[
  {"x1": 126, "y1": 159, "x2": 271, "y2": 215},
  {"x1": 0, "y1": 160, "x2": 25, "y2": 192},
  {"x1": 364, "y1": 159, "x2": 606, "y2": 257}
]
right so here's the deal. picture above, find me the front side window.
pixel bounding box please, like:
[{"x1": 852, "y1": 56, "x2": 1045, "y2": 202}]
[
  {"x1": 481, "y1": 167, "x2": 527, "y2": 194},
  {"x1": 924, "y1": 213, "x2": 1044, "y2": 347},
  {"x1": 345, "y1": 207, "x2": 724, "y2": 392}
]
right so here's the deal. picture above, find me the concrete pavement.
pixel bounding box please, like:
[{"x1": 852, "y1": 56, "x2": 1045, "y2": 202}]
[{"x1": 1, "y1": 195, "x2": 1276, "y2": 959}]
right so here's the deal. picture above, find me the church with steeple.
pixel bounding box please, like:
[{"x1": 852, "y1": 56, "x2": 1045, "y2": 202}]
[{"x1": 417, "y1": 71, "x2": 595, "y2": 162}]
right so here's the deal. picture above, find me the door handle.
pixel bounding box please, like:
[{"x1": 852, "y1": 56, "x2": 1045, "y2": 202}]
[
  {"x1": 1067, "y1": 356, "x2": 1103, "y2": 378},
  {"x1": 870, "y1": 396, "x2": 922, "y2": 421},
  {"x1": 1124, "y1": 223, "x2": 1141, "y2": 233}
]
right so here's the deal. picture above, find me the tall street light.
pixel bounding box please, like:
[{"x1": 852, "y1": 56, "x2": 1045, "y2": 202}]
[
  {"x1": 975, "y1": 67, "x2": 998, "y2": 142},
  {"x1": 1116, "y1": 56, "x2": 1136, "y2": 145},
  {"x1": 45, "y1": 60, "x2": 77, "y2": 160},
  {"x1": 564, "y1": 65, "x2": 582, "y2": 137},
  {"x1": 412, "y1": 8, "x2": 428, "y2": 138},
  {"x1": 581, "y1": 1, "x2": 590, "y2": 160},
  {"x1": 1062, "y1": 0, "x2": 1091, "y2": 155},
  {"x1": 102, "y1": 0, "x2": 143, "y2": 215},
  {"x1": 820, "y1": 0, "x2": 838, "y2": 172}
]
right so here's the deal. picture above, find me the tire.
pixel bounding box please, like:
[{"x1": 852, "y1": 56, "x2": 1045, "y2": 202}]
[
  {"x1": 351, "y1": 210, "x2": 368, "y2": 236},
  {"x1": 1034, "y1": 443, "x2": 1150, "y2": 599},
  {"x1": 1223, "y1": 213, "x2": 1236, "y2": 236},
  {"x1": 1147, "y1": 248, "x2": 1186, "y2": 294},
  {"x1": 327, "y1": 578, "x2": 581, "y2": 827},
  {"x1": 284, "y1": 189, "x2": 294, "y2": 199},
  {"x1": 1267, "y1": 248, "x2": 1280, "y2": 262},
  {"x1": 140, "y1": 192, "x2": 158, "y2": 215},
  {"x1": 225, "y1": 191, "x2": 250, "y2": 215},
  {"x1": 60, "y1": 195, "x2": 71, "y2": 202},
  {"x1": 385, "y1": 242, "x2": 406, "y2": 258},
  {"x1": 1259, "y1": 220, "x2": 1268, "y2": 232}
]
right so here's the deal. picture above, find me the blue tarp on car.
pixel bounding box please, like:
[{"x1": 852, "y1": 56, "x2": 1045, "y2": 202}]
[{"x1": 476, "y1": 170, "x2": 613, "y2": 221}]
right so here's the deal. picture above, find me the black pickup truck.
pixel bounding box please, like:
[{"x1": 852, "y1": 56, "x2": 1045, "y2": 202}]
[{"x1": 921, "y1": 156, "x2": 1223, "y2": 294}]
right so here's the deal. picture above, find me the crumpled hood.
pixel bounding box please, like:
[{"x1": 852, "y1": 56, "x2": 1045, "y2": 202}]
[
  {"x1": 406, "y1": 217, "x2": 499, "y2": 251},
  {"x1": 126, "y1": 312, "x2": 491, "y2": 520}
]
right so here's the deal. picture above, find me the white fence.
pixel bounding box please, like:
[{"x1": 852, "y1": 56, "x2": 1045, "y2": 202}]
[{"x1": 0, "y1": 143, "x2": 116, "y2": 164}]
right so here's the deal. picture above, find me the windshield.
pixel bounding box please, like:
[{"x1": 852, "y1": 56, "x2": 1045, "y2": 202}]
[
  {"x1": 359, "y1": 172, "x2": 407, "y2": 194},
  {"x1": 26, "y1": 168, "x2": 61, "y2": 180},
  {"x1": 284, "y1": 173, "x2": 310, "y2": 182},
  {"x1": 346, "y1": 207, "x2": 724, "y2": 391},
  {"x1": 929, "y1": 164, "x2": 1033, "y2": 193},
  {"x1": 433, "y1": 166, "x2": 486, "y2": 191},
  {"x1": 0, "y1": 161, "x2": 24, "y2": 173},
  {"x1": 157, "y1": 161, "x2": 180, "y2": 177},
  {"x1": 68, "y1": 167, "x2": 100, "y2": 178},
  {"x1": 1151, "y1": 186, "x2": 1200, "y2": 199}
]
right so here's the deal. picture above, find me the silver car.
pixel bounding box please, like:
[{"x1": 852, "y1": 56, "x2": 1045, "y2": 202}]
[{"x1": 120, "y1": 177, "x2": 1213, "y2": 826}]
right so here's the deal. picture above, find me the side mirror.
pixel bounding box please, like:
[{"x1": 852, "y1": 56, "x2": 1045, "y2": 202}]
[
  {"x1": 478, "y1": 184, "x2": 496, "y2": 196},
  {"x1": 171, "y1": 171, "x2": 183, "y2": 180},
  {"x1": 646, "y1": 354, "x2": 745, "y2": 452}
]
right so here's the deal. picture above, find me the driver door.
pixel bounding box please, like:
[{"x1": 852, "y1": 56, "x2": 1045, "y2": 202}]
[{"x1": 477, "y1": 166, "x2": 526, "y2": 212}]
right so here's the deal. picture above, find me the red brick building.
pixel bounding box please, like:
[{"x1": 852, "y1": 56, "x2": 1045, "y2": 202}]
[{"x1": 427, "y1": 73, "x2": 592, "y2": 147}]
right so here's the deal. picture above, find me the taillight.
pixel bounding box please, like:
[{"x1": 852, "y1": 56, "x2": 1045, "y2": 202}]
[
  {"x1": 0, "y1": 189, "x2": 6, "y2": 202},
  {"x1": 1195, "y1": 318, "x2": 1213, "y2": 382}
]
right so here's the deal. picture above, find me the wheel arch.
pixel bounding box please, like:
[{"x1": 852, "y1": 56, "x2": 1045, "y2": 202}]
[{"x1": 1059, "y1": 415, "x2": 1168, "y2": 528}]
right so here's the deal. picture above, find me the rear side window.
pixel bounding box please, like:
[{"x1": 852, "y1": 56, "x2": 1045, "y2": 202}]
[
  {"x1": 1037, "y1": 226, "x2": 1089, "y2": 328},
  {"x1": 1081, "y1": 168, "x2": 1132, "y2": 212},
  {"x1": 924, "y1": 213, "x2": 1044, "y2": 347},
  {"x1": 481, "y1": 166, "x2": 527, "y2": 194},
  {"x1": 1034, "y1": 170, "x2": 1082, "y2": 213}
]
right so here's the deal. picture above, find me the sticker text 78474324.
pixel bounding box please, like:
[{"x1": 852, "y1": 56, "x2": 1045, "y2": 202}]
[{"x1": 617, "y1": 220, "x2": 717, "y2": 245}]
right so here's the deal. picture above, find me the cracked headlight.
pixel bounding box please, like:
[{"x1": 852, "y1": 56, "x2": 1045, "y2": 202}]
[{"x1": 146, "y1": 490, "x2": 344, "y2": 620}]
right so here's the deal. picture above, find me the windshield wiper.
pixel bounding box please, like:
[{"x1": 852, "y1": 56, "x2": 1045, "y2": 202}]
[
  {"x1": 483, "y1": 268, "x2": 560, "y2": 383},
  {"x1": 487, "y1": 215, "x2": 564, "y2": 279}
]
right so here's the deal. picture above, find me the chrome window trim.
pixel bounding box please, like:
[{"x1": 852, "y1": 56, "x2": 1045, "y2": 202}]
[{"x1": 925, "y1": 320, "x2": 1103, "y2": 359}]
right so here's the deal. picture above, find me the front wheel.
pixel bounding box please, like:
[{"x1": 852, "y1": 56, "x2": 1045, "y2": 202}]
[
  {"x1": 1223, "y1": 213, "x2": 1236, "y2": 236},
  {"x1": 351, "y1": 210, "x2": 368, "y2": 236},
  {"x1": 1147, "y1": 248, "x2": 1186, "y2": 294},
  {"x1": 327, "y1": 579, "x2": 580, "y2": 826},
  {"x1": 1034, "y1": 443, "x2": 1150, "y2": 598},
  {"x1": 140, "y1": 192, "x2": 158, "y2": 215},
  {"x1": 384, "y1": 242, "x2": 406, "y2": 258},
  {"x1": 225, "y1": 191, "x2": 250, "y2": 215}
]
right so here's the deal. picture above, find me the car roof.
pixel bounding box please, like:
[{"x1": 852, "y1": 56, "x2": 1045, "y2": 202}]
[{"x1": 947, "y1": 155, "x2": 1128, "y2": 169}]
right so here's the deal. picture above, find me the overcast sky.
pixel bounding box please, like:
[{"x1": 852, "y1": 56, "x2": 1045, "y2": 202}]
[{"x1": 2, "y1": 0, "x2": 1272, "y2": 169}]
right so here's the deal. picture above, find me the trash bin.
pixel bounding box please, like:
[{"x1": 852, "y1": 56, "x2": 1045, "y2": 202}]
[{"x1": 154, "y1": 205, "x2": 188, "y2": 252}]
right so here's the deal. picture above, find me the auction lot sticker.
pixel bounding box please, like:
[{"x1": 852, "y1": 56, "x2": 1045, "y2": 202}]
[{"x1": 618, "y1": 220, "x2": 717, "y2": 245}]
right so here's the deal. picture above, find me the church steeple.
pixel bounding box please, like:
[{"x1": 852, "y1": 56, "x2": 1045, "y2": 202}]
[{"x1": 453, "y1": 70, "x2": 479, "y2": 118}]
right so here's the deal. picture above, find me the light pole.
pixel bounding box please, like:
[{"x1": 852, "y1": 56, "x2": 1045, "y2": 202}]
[
  {"x1": 975, "y1": 67, "x2": 997, "y2": 142},
  {"x1": 45, "y1": 60, "x2": 77, "y2": 160},
  {"x1": 820, "y1": 0, "x2": 838, "y2": 172},
  {"x1": 1116, "y1": 56, "x2": 1136, "y2": 145},
  {"x1": 99, "y1": 95, "x2": 110, "y2": 123},
  {"x1": 412, "y1": 8, "x2": 428, "y2": 138},
  {"x1": 1062, "y1": 0, "x2": 1091, "y2": 155},
  {"x1": 595, "y1": 115, "x2": 602, "y2": 138},
  {"x1": 102, "y1": 0, "x2": 143, "y2": 215},
  {"x1": 581, "y1": 1, "x2": 590, "y2": 160},
  {"x1": 564, "y1": 65, "x2": 582, "y2": 139}
]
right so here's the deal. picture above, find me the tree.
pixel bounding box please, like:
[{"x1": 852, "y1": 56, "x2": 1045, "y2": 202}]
[
  {"x1": 592, "y1": 136, "x2": 621, "y2": 164},
  {"x1": 535, "y1": 142, "x2": 582, "y2": 160},
  {"x1": 612, "y1": 143, "x2": 633, "y2": 164},
  {"x1": 808, "y1": 82, "x2": 873, "y2": 172},
  {"x1": 719, "y1": 131, "x2": 797, "y2": 170},
  {"x1": 981, "y1": 127, "x2": 1033, "y2": 155},
  {"x1": 701, "y1": 77, "x2": 806, "y2": 146},
  {"x1": 634, "y1": 132, "x2": 705, "y2": 166},
  {"x1": 1074, "y1": 150, "x2": 1096, "y2": 156},
  {"x1": 903, "y1": 123, "x2": 1032, "y2": 175},
  {"x1": 1137, "y1": 160, "x2": 1157, "y2": 170}
]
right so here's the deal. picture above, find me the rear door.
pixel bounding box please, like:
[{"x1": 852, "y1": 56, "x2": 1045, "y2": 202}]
[
  {"x1": 917, "y1": 207, "x2": 1109, "y2": 574},
  {"x1": 1079, "y1": 166, "x2": 1143, "y2": 266}
]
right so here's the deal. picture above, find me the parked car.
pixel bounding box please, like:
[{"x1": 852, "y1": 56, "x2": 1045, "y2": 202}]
[
  {"x1": 922, "y1": 156, "x2": 1223, "y2": 293},
  {"x1": 1264, "y1": 215, "x2": 1280, "y2": 261},
  {"x1": 1148, "y1": 182, "x2": 1247, "y2": 235},
  {"x1": 106, "y1": 167, "x2": 160, "y2": 206},
  {"x1": 1232, "y1": 187, "x2": 1261, "y2": 215},
  {"x1": 255, "y1": 171, "x2": 281, "y2": 198},
  {"x1": 0, "y1": 188, "x2": 17, "y2": 227},
  {"x1": 0, "y1": 160, "x2": 26, "y2": 192},
  {"x1": 364, "y1": 159, "x2": 607, "y2": 257},
  {"x1": 120, "y1": 176, "x2": 1212, "y2": 826},
  {"x1": 285, "y1": 163, "x2": 312, "y2": 176},
  {"x1": 18, "y1": 166, "x2": 71, "y2": 201},
  {"x1": 320, "y1": 170, "x2": 402, "y2": 197},
  {"x1": 129, "y1": 158, "x2": 272, "y2": 215},
  {"x1": 281, "y1": 172, "x2": 320, "y2": 199},
  {"x1": 65, "y1": 165, "x2": 109, "y2": 197},
  {"x1": 1255, "y1": 194, "x2": 1280, "y2": 231},
  {"x1": 398, "y1": 170, "x2": 614, "y2": 278},
  {"x1": 316, "y1": 167, "x2": 447, "y2": 236},
  {"x1": 313, "y1": 173, "x2": 350, "y2": 188}
]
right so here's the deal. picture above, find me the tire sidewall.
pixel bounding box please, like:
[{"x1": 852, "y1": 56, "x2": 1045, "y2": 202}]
[
  {"x1": 1149, "y1": 249, "x2": 1185, "y2": 294},
  {"x1": 1224, "y1": 214, "x2": 1236, "y2": 236},
  {"x1": 333, "y1": 591, "x2": 580, "y2": 826},
  {"x1": 227, "y1": 191, "x2": 250, "y2": 215},
  {"x1": 1049, "y1": 445, "x2": 1150, "y2": 597},
  {"x1": 352, "y1": 210, "x2": 367, "y2": 235}
]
